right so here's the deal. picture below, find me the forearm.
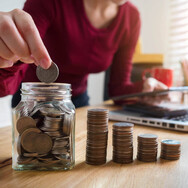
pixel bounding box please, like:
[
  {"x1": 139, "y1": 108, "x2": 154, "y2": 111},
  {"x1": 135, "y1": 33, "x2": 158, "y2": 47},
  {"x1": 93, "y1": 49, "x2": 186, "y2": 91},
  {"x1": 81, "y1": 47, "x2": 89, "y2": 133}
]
[{"x1": 109, "y1": 80, "x2": 144, "y2": 98}]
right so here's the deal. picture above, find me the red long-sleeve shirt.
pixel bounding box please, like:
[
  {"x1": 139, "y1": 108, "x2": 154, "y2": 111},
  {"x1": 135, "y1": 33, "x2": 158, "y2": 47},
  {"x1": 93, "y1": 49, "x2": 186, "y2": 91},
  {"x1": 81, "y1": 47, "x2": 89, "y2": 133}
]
[{"x1": 0, "y1": 0, "x2": 143, "y2": 98}]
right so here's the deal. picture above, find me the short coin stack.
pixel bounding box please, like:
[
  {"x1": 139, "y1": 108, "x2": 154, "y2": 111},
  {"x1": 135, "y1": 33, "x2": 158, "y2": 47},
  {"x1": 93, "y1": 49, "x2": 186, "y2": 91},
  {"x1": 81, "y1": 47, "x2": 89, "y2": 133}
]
[
  {"x1": 112, "y1": 122, "x2": 134, "y2": 164},
  {"x1": 86, "y1": 109, "x2": 109, "y2": 165},
  {"x1": 137, "y1": 134, "x2": 158, "y2": 162},
  {"x1": 160, "y1": 139, "x2": 181, "y2": 160}
]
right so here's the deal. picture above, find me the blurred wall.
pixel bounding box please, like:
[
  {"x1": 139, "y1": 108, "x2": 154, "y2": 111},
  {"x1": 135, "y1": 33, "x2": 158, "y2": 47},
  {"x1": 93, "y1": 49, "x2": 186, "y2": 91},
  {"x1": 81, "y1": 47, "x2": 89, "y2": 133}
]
[{"x1": 0, "y1": 0, "x2": 25, "y2": 11}]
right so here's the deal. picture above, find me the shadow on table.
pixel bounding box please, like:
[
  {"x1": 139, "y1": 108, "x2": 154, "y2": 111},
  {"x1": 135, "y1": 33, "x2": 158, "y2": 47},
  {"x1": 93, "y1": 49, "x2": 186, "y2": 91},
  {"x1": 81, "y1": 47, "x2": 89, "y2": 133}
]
[{"x1": 73, "y1": 157, "x2": 178, "y2": 172}]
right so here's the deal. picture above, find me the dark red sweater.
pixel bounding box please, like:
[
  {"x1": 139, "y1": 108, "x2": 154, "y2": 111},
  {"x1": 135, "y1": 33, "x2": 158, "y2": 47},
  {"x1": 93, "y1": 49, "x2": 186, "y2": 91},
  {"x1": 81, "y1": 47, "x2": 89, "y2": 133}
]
[{"x1": 0, "y1": 0, "x2": 143, "y2": 98}]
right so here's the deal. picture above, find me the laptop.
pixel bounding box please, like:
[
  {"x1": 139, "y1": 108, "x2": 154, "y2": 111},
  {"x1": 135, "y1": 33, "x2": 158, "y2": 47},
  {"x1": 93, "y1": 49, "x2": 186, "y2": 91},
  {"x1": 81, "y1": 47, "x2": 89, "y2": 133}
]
[{"x1": 109, "y1": 88, "x2": 188, "y2": 132}]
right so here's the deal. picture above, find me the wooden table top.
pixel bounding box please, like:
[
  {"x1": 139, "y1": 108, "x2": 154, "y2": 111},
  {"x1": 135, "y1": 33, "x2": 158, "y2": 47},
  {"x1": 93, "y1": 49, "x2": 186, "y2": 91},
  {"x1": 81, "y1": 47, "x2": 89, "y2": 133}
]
[{"x1": 1, "y1": 102, "x2": 188, "y2": 188}]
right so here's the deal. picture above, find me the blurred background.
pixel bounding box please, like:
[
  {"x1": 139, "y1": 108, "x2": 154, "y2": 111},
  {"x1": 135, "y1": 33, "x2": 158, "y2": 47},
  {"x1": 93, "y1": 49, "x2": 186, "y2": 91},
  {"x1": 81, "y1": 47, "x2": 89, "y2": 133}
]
[{"x1": 0, "y1": 0, "x2": 188, "y2": 127}]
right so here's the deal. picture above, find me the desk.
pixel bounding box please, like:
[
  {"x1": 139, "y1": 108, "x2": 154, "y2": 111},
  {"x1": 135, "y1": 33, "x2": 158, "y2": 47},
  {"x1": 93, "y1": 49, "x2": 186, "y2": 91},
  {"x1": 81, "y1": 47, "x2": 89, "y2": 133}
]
[{"x1": 1, "y1": 102, "x2": 188, "y2": 188}]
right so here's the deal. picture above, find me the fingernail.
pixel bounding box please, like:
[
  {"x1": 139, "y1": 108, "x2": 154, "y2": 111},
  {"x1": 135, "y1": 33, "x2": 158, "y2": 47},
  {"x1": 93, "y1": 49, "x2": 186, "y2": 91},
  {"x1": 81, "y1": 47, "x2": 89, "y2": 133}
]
[
  {"x1": 39, "y1": 58, "x2": 51, "y2": 69},
  {"x1": 21, "y1": 57, "x2": 35, "y2": 63},
  {"x1": 8, "y1": 62, "x2": 14, "y2": 67},
  {"x1": 6, "y1": 61, "x2": 14, "y2": 67}
]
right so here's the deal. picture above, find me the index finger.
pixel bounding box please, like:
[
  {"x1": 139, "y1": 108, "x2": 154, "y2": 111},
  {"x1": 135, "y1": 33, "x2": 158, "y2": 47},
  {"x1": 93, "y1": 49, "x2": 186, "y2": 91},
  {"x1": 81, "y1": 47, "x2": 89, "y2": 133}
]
[{"x1": 12, "y1": 9, "x2": 51, "y2": 69}]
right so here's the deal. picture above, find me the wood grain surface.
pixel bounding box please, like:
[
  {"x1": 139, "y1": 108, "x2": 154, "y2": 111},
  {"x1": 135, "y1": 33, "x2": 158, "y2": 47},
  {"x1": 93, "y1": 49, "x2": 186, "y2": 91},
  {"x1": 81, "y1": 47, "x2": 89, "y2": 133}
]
[{"x1": 1, "y1": 102, "x2": 188, "y2": 188}]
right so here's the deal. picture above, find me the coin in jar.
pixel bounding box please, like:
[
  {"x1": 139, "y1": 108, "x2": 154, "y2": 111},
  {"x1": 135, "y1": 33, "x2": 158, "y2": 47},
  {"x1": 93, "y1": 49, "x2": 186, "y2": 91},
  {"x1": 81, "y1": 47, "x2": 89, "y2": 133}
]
[
  {"x1": 36, "y1": 61, "x2": 59, "y2": 83},
  {"x1": 35, "y1": 133, "x2": 53, "y2": 154},
  {"x1": 20, "y1": 128, "x2": 41, "y2": 152},
  {"x1": 16, "y1": 116, "x2": 36, "y2": 134}
]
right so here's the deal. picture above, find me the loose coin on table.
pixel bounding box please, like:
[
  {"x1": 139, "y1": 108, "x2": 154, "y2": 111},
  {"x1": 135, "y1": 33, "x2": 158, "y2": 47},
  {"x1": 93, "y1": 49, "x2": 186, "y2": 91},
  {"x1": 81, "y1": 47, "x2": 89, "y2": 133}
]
[{"x1": 36, "y1": 61, "x2": 59, "y2": 83}]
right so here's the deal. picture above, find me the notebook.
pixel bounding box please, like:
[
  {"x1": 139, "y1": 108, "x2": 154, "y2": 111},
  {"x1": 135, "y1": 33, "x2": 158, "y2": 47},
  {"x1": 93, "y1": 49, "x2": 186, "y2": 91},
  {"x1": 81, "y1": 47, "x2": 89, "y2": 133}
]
[{"x1": 109, "y1": 102, "x2": 188, "y2": 132}]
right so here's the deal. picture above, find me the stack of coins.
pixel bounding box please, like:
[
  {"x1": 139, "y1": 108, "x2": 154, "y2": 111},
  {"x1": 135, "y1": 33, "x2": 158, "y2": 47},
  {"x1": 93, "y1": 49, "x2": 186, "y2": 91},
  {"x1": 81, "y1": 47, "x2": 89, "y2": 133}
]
[
  {"x1": 112, "y1": 122, "x2": 134, "y2": 164},
  {"x1": 86, "y1": 109, "x2": 109, "y2": 165},
  {"x1": 137, "y1": 134, "x2": 158, "y2": 162},
  {"x1": 160, "y1": 139, "x2": 181, "y2": 160},
  {"x1": 41, "y1": 116, "x2": 64, "y2": 138}
]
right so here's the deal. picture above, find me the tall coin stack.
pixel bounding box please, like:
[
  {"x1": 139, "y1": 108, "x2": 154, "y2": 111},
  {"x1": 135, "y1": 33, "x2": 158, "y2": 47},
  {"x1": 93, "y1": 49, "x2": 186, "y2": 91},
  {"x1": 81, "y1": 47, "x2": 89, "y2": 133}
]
[
  {"x1": 86, "y1": 109, "x2": 109, "y2": 165},
  {"x1": 160, "y1": 139, "x2": 181, "y2": 160},
  {"x1": 112, "y1": 122, "x2": 134, "y2": 164},
  {"x1": 137, "y1": 134, "x2": 158, "y2": 162}
]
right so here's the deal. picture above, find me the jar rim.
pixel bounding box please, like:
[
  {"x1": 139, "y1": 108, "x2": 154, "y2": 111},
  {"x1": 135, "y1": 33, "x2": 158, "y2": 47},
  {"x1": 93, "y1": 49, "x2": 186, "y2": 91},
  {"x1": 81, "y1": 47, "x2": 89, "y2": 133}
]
[
  {"x1": 21, "y1": 82, "x2": 72, "y2": 99},
  {"x1": 22, "y1": 82, "x2": 71, "y2": 90}
]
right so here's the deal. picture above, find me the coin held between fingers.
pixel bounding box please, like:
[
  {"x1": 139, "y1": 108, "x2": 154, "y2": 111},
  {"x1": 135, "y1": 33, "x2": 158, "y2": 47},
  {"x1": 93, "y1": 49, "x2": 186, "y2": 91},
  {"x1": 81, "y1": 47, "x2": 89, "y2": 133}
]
[
  {"x1": 39, "y1": 58, "x2": 52, "y2": 69},
  {"x1": 36, "y1": 61, "x2": 59, "y2": 83}
]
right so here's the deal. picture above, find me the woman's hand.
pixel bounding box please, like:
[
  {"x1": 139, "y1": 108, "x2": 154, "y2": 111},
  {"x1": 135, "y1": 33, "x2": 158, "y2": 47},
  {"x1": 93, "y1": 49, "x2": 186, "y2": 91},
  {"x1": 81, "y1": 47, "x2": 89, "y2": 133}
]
[
  {"x1": 142, "y1": 77, "x2": 168, "y2": 92},
  {"x1": 0, "y1": 9, "x2": 51, "y2": 69},
  {"x1": 141, "y1": 77, "x2": 170, "y2": 105}
]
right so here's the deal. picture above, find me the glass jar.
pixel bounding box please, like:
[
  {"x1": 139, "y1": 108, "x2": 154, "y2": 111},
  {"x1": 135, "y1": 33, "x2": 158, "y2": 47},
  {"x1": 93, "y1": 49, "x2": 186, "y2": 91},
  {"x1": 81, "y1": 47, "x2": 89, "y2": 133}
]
[{"x1": 12, "y1": 82, "x2": 75, "y2": 170}]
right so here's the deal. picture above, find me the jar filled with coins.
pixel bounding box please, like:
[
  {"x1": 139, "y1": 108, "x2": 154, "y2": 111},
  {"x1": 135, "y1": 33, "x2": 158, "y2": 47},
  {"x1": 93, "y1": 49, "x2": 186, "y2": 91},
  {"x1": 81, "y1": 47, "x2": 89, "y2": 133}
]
[{"x1": 12, "y1": 82, "x2": 75, "y2": 170}]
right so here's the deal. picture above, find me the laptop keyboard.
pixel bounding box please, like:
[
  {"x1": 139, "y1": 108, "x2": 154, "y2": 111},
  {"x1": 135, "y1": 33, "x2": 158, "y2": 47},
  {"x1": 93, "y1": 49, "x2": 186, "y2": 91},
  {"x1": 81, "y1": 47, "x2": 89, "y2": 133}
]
[
  {"x1": 124, "y1": 103, "x2": 188, "y2": 118},
  {"x1": 170, "y1": 114, "x2": 188, "y2": 122}
]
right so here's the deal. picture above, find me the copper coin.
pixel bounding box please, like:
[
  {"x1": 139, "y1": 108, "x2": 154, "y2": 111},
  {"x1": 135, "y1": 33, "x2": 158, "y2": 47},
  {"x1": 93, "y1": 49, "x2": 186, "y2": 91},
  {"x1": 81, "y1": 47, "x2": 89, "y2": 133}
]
[
  {"x1": 87, "y1": 128, "x2": 108, "y2": 133},
  {"x1": 17, "y1": 136, "x2": 22, "y2": 156},
  {"x1": 20, "y1": 128, "x2": 41, "y2": 152},
  {"x1": 113, "y1": 157, "x2": 133, "y2": 164},
  {"x1": 161, "y1": 150, "x2": 180, "y2": 154},
  {"x1": 113, "y1": 151, "x2": 133, "y2": 155},
  {"x1": 161, "y1": 145, "x2": 180, "y2": 149},
  {"x1": 86, "y1": 149, "x2": 107, "y2": 155},
  {"x1": 137, "y1": 157, "x2": 157, "y2": 162},
  {"x1": 113, "y1": 153, "x2": 133, "y2": 157},
  {"x1": 35, "y1": 133, "x2": 53, "y2": 154},
  {"x1": 17, "y1": 156, "x2": 34, "y2": 164},
  {"x1": 86, "y1": 160, "x2": 106, "y2": 165},
  {"x1": 86, "y1": 157, "x2": 106, "y2": 163},
  {"x1": 16, "y1": 116, "x2": 36, "y2": 134},
  {"x1": 160, "y1": 155, "x2": 180, "y2": 160},
  {"x1": 63, "y1": 118, "x2": 71, "y2": 136},
  {"x1": 23, "y1": 152, "x2": 38, "y2": 157},
  {"x1": 87, "y1": 131, "x2": 108, "y2": 136}
]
